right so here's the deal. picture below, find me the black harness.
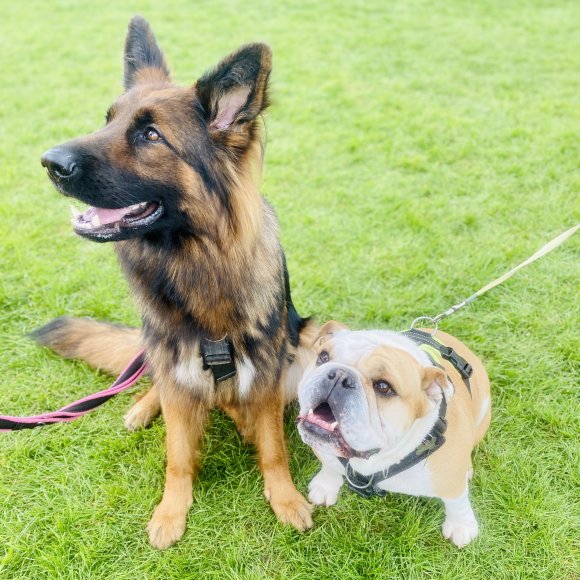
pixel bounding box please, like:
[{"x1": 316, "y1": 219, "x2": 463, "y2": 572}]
[
  {"x1": 200, "y1": 336, "x2": 236, "y2": 382},
  {"x1": 338, "y1": 329, "x2": 474, "y2": 499},
  {"x1": 402, "y1": 329, "x2": 473, "y2": 395}
]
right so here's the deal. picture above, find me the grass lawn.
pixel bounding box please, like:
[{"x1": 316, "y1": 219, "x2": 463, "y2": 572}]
[{"x1": 1, "y1": 0, "x2": 578, "y2": 577}]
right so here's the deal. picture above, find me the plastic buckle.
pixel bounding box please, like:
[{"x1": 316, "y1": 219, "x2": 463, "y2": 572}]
[
  {"x1": 201, "y1": 337, "x2": 233, "y2": 367},
  {"x1": 201, "y1": 337, "x2": 236, "y2": 382},
  {"x1": 443, "y1": 347, "x2": 473, "y2": 379}
]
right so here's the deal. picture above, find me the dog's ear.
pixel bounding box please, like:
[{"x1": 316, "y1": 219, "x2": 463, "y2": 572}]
[
  {"x1": 124, "y1": 16, "x2": 170, "y2": 90},
  {"x1": 421, "y1": 367, "x2": 448, "y2": 402},
  {"x1": 311, "y1": 320, "x2": 349, "y2": 348},
  {"x1": 195, "y1": 43, "x2": 271, "y2": 134}
]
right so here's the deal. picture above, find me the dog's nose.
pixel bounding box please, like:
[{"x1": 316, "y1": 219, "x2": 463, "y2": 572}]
[
  {"x1": 327, "y1": 368, "x2": 355, "y2": 389},
  {"x1": 41, "y1": 147, "x2": 78, "y2": 180}
]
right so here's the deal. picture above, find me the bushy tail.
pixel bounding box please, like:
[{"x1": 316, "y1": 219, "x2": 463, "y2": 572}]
[{"x1": 31, "y1": 317, "x2": 141, "y2": 375}]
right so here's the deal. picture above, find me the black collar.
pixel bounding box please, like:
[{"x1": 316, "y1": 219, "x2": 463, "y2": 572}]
[{"x1": 338, "y1": 394, "x2": 448, "y2": 499}]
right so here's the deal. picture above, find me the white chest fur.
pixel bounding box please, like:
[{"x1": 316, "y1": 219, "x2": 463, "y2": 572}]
[
  {"x1": 373, "y1": 461, "x2": 436, "y2": 498},
  {"x1": 173, "y1": 352, "x2": 256, "y2": 398}
]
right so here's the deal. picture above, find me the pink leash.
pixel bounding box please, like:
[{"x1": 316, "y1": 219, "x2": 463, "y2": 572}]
[{"x1": 0, "y1": 350, "x2": 147, "y2": 432}]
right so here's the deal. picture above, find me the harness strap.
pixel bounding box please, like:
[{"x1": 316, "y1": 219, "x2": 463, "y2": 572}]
[
  {"x1": 0, "y1": 351, "x2": 147, "y2": 431},
  {"x1": 339, "y1": 395, "x2": 448, "y2": 499},
  {"x1": 402, "y1": 329, "x2": 473, "y2": 396},
  {"x1": 339, "y1": 329, "x2": 479, "y2": 497}
]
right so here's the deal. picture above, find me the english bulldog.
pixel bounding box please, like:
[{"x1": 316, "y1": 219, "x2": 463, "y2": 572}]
[{"x1": 296, "y1": 321, "x2": 491, "y2": 547}]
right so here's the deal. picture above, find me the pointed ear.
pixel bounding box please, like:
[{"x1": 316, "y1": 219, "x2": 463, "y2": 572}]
[
  {"x1": 311, "y1": 320, "x2": 349, "y2": 348},
  {"x1": 124, "y1": 16, "x2": 170, "y2": 90},
  {"x1": 421, "y1": 366, "x2": 447, "y2": 402},
  {"x1": 195, "y1": 43, "x2": 271, "y2": 133}
]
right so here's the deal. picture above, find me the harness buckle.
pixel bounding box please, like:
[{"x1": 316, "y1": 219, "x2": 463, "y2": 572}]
[
  {"x1": 441, "y1": 347, "x2": 473, "y2": 379},
  {"x1": 201, "y1": 337, "x2": 236, "y2": 382}
]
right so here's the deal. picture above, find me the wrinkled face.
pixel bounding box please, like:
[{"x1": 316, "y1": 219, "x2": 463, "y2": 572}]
[
  {"x1": 297, "y1": 323, "x2": 445, "y2": 459},
  {"x1": 40, "y1": 16, "x2": 271, "y2": 243}
]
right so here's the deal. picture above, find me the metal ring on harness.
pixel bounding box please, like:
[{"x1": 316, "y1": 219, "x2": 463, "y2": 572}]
[
  {"x1": 345, "y1": 461, "x2": 376, "y2": 490},
  {"x1": 410, "y1": 316, "x2": 438, "y2": 335}
]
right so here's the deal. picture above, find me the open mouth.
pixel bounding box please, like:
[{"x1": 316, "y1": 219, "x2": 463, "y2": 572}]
[
  {"x1": 70, "y1": 201, "x2": 163, "y2": 241},
  {"x1": 297, "y1": 402, "x2": 368, "y2": 459}
]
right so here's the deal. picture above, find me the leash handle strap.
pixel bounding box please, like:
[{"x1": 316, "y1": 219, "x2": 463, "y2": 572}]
[
  {"x1": 431, "y1": 224, "x2": 579, "y2": 323},
  {"x1": 0, "y1": 350, "x2": 147, "y2": 432}
]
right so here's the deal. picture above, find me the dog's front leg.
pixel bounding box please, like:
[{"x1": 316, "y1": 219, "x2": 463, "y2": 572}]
[
  {"x1": 441, "y1": 486, "x2": 479, "y2": 548},
  {"x1": 147, "y1": 387, "x2": 209, "y2": 549},
  {"x1": 246, "y1": 389, "x2": 313, "y2": 531},
  {"x1": 308, "y1": 452, "x2": 345, "y2": 506}
]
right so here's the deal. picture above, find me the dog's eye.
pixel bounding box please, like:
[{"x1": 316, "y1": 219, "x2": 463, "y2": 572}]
[
  {"x1": 316, "y1": 351, "x2": 330, "y2": 365},
  {"x1": 144, "y1": 128, "x2": 161, "y2": 142},
  {"x1": 373, "y1": 380, "x2": 396, "y2": 396}
]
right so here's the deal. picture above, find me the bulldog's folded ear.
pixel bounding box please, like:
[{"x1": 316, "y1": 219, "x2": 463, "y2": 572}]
[
  {"x1": 421, "y1": 367, "x2": 448, "y2": 402},
  {"x1": 195, "y1": 43, "x2": 271, "y2": 135},
  {"x1": 311, "y1": 320, "x2": 349, "y2": 348}
]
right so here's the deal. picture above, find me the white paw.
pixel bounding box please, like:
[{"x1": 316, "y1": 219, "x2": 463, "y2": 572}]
[
  {"x1": 307, "y1": 471, "x2": 343, "y2": 506},
  {"x1": 442, "y1": 517, "x2": 479, "y2": 548}
]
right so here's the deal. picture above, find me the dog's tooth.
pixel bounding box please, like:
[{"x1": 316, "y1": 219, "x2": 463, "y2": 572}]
[
  {"x1": 308, "y1": 408, "x2": 314, "y2": 416},
  {"x1": 69, "y1": 205, "x2": 82, "y2": 219},
  {"x1": 91, "y1": 214, "x2": 101, "y2": 227},
  {"x1": 330, "y1": 422, "x2": 338, "y2": 431}
]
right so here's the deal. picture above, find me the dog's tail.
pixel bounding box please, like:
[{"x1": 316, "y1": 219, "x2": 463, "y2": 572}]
[{"x1": 31, "y1": 317, "x2": 141, "y2": 375}]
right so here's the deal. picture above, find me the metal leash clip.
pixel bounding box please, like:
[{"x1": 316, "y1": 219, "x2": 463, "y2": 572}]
[
  {"x1": 344, "y1": 461, "x2": 379, "y2": 499},
  {"x1": 410, "y1": 316, "x2": 438, "y2": 335}
]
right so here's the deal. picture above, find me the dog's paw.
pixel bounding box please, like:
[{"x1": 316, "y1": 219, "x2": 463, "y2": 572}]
[
  {"x1": 308, "y1": 470, "x2": 343, "y2": 506},
  {"x1": 442, "y1": 517, "x2": 479, "y2": 548},
  {"x1": 124, "y1": 400, "x2": 157, "y2": 431},
  {"x1": 266, "y1": 486, "x2": 313, "y2": 532},
  {"x1": 147, "y1": 504, "x2": 187, "y2": 550}
]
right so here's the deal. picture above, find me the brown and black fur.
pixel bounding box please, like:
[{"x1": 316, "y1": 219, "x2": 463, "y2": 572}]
[{"x1": 35, "y1": 16, "x2": 317, "y2": 549}]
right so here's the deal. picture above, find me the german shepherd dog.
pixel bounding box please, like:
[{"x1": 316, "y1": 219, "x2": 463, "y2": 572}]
[{"x1": 36, "y1": 16, "x2": 317, "y2": 549}]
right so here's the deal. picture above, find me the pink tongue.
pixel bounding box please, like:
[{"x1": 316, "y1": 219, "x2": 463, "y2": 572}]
[{"x1": 96, "y1": 207, "x2": 131, "y2": 225}]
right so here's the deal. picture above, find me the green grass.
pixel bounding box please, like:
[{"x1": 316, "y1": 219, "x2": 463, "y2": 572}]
[{"x1": 1, "y1": 0, "x2": 579, "y2": 577}]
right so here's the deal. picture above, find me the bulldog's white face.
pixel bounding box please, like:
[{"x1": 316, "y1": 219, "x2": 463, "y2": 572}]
[{"x1": 297, "y1": 322, "x2": 447, "y2": 460}]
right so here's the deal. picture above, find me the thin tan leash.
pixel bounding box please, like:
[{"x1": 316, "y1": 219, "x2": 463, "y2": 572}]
[{"x1": 411, "y1": 224, "x2": 579, "y2": 333}]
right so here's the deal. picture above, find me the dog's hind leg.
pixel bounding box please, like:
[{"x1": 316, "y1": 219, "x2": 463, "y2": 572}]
[
  {"x1": 241, "y1": 388, "x2": 313, "y2": 532},
  {"x1": 147, "y1": 388, "x2": 209, "y2": 550},
  {"x1": 124, "y1": 385, "x2": 161, "y2": 430},
  {"x1": 222, "y1": 404, "x2": 253, "y2": 442}
]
